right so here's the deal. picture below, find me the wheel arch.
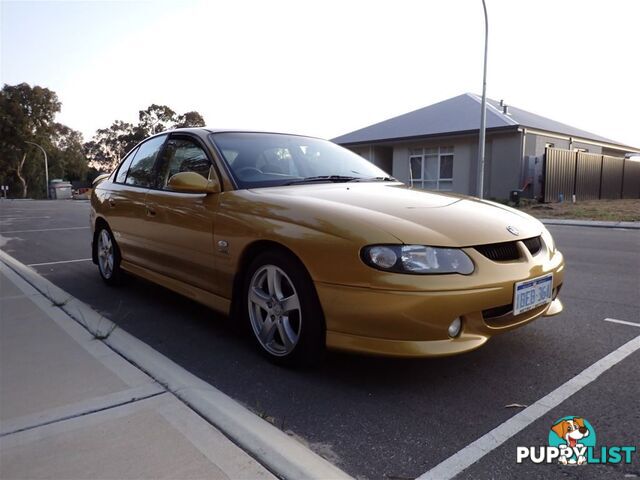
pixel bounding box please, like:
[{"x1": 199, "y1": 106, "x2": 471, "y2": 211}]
[
  {"x1": 92, "y1": 217, "x2": 109, "y2": 264},
  {"x1": 92, "y1": 217, "x2": 115, "y2": 265},
  {"x1": 230, "y1": 240, "x2": 324, "y2": 324}
]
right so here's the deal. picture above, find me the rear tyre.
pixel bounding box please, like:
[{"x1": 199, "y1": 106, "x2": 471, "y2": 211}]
[
  {"x1": 243, "y1": 251, "x2": 325, "y2": 367},
  {"x1": 95, "y1": 226, "x2": 123, "y2": 286}
]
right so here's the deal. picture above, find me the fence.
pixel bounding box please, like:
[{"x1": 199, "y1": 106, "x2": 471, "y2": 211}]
[{"x1": 543, "y1": 148, "x2": 640, "y2": 202}]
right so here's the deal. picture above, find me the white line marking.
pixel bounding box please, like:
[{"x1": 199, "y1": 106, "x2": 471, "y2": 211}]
[
  {"x1": 28, "y1": 258, "x2": 92, "y2": 267},
  {"x1": 0, "y1": 215, "x2": 51, "y2": 220},
  {"x1": 0, "y1": 226, "x2": 89, "y2": 234},
  {"x1": 417, "y1": 332, "x2": 640, "y2": 480},
  {"x1": 604, "y1": 317, "x2": 640, "y2": 328}
]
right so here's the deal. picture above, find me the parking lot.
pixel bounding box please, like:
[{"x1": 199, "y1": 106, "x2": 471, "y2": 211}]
[{"x1": 1, "y1": 199, "x2": 639, "y2": 479}]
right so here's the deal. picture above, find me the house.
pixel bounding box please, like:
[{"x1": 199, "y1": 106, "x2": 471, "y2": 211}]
[{"x1": 333, "y1": 93, "x2": 640, "y2": 200}]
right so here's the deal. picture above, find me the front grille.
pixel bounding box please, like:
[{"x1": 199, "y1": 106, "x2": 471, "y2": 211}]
[
  {"x1": 523, "y1": 236, "x2": 542, "y2": 256},
  {"x1": 474, "y1": 241, "x2": 520, "y2": 261},
  {"x1": 483, "y1": 303, "x2": 548, "y2": 327},
  {"x1": 474, "y1": 236, "x2": 543, "y2": 262},
  {"x1": 482, "y1": 304, "x2": 512, "y2": 319}
]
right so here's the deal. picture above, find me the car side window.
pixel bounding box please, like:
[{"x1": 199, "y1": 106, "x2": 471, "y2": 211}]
[
  {"x1": 158, "y1": 137, "x2": 213, "y2": 189},
  {"x1": 125, "y1": 135, "x2": 167, "y2": 187},
  {"x1": 115, "y1": 147, "x2": 139, "y2": 184}
]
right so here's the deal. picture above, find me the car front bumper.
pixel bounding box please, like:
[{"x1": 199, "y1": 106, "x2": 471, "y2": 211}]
[{"x1": 316, "y1": 250, "x2": 565, "y2": 357}]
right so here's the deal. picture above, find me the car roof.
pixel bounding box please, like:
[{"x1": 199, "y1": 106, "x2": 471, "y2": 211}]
[{"x1": 164, "y1": 127, "x2": 324, "y2": 140}]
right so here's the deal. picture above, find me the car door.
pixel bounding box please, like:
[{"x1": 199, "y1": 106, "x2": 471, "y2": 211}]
[
  {"x1": 142, "y1": 134, "x2": 219, "y2": 293},
  {"x1": 105, "y1": 134, "x2": 168, "y2": 267}
]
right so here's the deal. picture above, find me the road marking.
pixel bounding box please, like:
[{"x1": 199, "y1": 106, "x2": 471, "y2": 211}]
[
  {"x1": 28, "y1": 258, "x2": 92, "y2": 267},
  {"x1": 604, "y1": 317, "x2": 640, "y2": 328},
  {"x1": 0, "y1": 226, "x2": 89, "y2": 234},
  {"x1": 417, "y1": 332, "x2": 640, "y2": 480},
  {"x1": 0, "y1": 215, "x2": 52, "y2": 220}
]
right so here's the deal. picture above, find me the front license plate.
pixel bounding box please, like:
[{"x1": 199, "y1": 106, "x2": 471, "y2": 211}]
[{"x1": 513, "y1": 274, "x2": 553, "y2": 316}]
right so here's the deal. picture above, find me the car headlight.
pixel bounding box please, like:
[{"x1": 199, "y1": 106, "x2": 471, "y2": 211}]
[
  {"x1": 541, "y1": 228, "x2": 555, "y2": 253},
  {"x1": 361, "y1": 245, "x2": 475, "y2": 275}
]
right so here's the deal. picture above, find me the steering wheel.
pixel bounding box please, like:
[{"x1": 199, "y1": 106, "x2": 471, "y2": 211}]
[{"x1": 235, "y1": 166, "x2": 263, "y2": 177}]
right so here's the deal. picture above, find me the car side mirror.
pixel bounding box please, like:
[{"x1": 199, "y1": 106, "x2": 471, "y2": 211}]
[{"x1": 167, "y1": 172, "x2": 220, "y2": 194}]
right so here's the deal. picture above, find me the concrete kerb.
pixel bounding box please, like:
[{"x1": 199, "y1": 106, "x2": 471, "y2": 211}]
[
  {"x1": 0, "y1": 249, "x2": 352, "y2": 480},
  {"x1": 540, "y1": 218, "x2": 640, "y2": 229}
]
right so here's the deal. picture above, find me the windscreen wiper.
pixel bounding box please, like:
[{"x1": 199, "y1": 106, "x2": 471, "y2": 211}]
[
  {"x1": 284, "y1": 175, "x2": 362, "y2": 185},
  {"x1": 351, "y1": 176, "x2": 397, "y2": 182}
]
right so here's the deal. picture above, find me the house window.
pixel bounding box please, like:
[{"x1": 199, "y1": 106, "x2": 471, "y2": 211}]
[{"x1": 409, "y1": 146, "x2": 454, "y2": 191}]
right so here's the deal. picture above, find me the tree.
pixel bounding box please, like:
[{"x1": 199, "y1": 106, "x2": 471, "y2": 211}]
[
  {"x1": 51, "y1": 123, "x2": 88, "y2": 182},
  {"x1": 137, "y1": 104, "x2": 206, "y2": 134},
  {"x1": 174, "y1": 111, "x2": 205, "y2": 128},
  {"x1": 138, "y1": 104, "x2": 178, "y2": 136},
  {"x1": 2, "y1": 85, "x2": 209, "y2": 197},
  {"x1": 84, "y1": 120, "x2": 138, "y2": 172},
  {"x1": 14, "y1": 153, "x2": 27, "y2": 198},
  {"x1": 0, "y1": 83, "x2": 61, "y2": 198},
  {"x1": 86, "y1": 167, "x2": 102, "y2": 183},
  {"x1": 85, "y1": 105, "x2": 206, "y2": 172}
]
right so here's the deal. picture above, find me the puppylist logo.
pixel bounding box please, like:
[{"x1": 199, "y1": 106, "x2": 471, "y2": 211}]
[{"x1": 517, "y1": 416, "x2": 637, "y2": 466}]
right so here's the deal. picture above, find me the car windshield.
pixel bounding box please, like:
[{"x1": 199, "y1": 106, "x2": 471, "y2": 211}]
[{"x1": 209, "y1": 132, "x2": 392, "y2": 189}]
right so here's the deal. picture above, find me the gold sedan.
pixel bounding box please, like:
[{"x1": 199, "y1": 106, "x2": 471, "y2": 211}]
[{"x1": 91, "y1": 129, "x2": 564, "y2": 365}]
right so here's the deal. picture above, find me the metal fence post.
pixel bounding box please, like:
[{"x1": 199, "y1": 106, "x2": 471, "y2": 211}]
[
  {"x1": 620, "y1": 158, "x2": 626, "y2": 198},
  {"x1": 598, "y1": 155, "x2": 604, "y2": 199}
]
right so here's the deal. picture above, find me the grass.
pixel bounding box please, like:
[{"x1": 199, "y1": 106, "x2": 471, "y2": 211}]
[{"x1": 518, "y1": 199, "x2": 640, "y2": 222}]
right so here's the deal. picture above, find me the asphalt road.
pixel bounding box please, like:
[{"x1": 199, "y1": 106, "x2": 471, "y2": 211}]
[{"x1": 1, "y1": 199, "x2": 639, "y2": 479}]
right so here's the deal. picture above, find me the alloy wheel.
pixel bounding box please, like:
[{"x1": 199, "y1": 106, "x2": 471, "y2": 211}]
[
  {"x1": 97, "y1": 229, "x2": 115, "y2": 279},
  {"x1": 248, "y1": 264, "x2": 302, "y2": 356}
]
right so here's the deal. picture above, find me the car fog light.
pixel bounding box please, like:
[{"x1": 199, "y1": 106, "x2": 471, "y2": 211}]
[{"x1": 448, "y1": 317, "x2": 462, "y2": 338}]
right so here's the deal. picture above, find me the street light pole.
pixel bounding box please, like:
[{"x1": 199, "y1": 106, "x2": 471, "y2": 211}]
[
  {"x1": 25, "y1": 141, "x2": 50, "y2": 199},
  {"x1": 476, "y1": 0, "x2": 489, "y2": 198}
]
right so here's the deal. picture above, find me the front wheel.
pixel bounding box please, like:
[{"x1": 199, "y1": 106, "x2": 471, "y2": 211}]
[
  {"x1": 95, "y1": 226, "x2": 123, "y2": 285},
  {"x1": 244, "y1": 251, "x2": 325, "y2": 366}
]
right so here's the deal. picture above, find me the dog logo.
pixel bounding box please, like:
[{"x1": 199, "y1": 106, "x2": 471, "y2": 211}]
[
  {"x1": 506, "y1": 225, "x2": 520, "y2": 236},
  {"x1": 549, "y1": 417, "x2": 596, "y2": 465},
  {"x1": 517, "y1": 415, "x2": 636, "y2": 465}
]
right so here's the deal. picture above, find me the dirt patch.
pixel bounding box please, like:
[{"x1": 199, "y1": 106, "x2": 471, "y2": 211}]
[{"x1": 519, "y1": 199, "x2": 640, "y2": 222}]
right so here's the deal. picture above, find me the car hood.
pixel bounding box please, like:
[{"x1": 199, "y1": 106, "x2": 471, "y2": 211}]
[{"x1": 248, "y1": 182, "x2": 542, "y2": 247}]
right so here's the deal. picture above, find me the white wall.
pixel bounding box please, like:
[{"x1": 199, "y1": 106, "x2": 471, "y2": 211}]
[
  {"x1": 391, "y1": 138, "x2": 474, "y2": 195},
  {"x1": 488, "y1": 133, "x2": 523, "y2": 199},
  {"x1": 349, "y1": 145, "x2": 393, "y2": 173}
]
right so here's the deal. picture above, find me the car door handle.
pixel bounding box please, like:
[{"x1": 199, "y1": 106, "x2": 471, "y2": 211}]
[
  {"x1": 108, "y1": 198, "x2": 116, "y2": 208},
  {"x1": 146, "y1": 205, "x2": 156, "y2": 217}
]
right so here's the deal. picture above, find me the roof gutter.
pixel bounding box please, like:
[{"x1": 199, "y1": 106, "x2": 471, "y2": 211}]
[
  {"x1": 336, "y1": 125, "x2": 519, "y2": 147},
  {"x1": 337, "y1": 126, "x2": 639, "y2": 154},
  {"x1": 522, "y1": 128, "x2": 640, "y2": 154}
]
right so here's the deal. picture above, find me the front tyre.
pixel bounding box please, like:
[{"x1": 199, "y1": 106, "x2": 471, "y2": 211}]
[
  {"x1": 244, "y1": 251, "x2": 325, "y2": 366},
  {"x1": 96, "y1": 226, "x2": 123, "y2": 285}
]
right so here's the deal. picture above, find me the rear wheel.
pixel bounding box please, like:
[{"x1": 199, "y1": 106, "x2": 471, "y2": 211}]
[
  {"x1": 244, "y1": 251, "x2": 325, "y2": 366},
  {"x1": 96, "y1": 226, "x2": 123, "y2": 285}
]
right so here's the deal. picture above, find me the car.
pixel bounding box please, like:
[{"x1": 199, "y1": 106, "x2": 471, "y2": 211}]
[{"x1": 90, "y1": 128, "x2": 564, "y2": 365}]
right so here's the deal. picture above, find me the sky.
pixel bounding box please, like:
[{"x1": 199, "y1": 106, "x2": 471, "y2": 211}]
[{"x1": 2, "y1": 0, "x2": 639, "y2": 148}]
